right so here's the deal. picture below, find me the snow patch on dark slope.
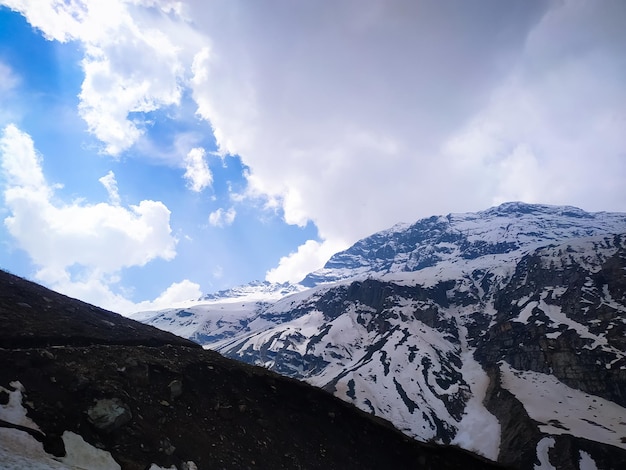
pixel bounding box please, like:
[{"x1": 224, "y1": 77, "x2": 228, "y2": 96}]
[{"x1": 132, "y1": 202, "x2": 626, "y2": 469}]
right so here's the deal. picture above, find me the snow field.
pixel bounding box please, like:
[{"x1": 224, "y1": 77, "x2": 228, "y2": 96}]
[{"x1": 500, "y1": 362, "x2": 626, "y2": 450}]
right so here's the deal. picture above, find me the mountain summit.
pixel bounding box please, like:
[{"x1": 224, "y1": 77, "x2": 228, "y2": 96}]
[
  {"x1": 133, "y1": 203, "x2": 626, "y2": 469},
  {"x1": 302, "y1": 201, "x2": 625, "y2": 285}
]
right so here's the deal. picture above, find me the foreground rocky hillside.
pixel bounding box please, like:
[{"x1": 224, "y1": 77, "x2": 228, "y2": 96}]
[
  {"x1": 133, "y1": 203, "x2": 626, "y2": 469},
  {"x1": 0, "y1": 269, "x2": 506, "y2": 469}
]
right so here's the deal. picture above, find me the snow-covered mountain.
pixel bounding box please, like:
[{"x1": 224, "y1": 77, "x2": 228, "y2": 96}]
[
  {"x1": 303, "y1": 201, "x2": 626, "y2": 286},
  {"x1": 130, "y1": 202, "x2": 626, "y2": 469},
  {"x1": 130, "y1": 281, "x2": 306, "y2": 346}
]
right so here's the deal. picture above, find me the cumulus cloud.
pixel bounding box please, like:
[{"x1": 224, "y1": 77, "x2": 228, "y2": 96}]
[
  {"x1": 134, "y1": 279, "x2": 202, "y2": 312},
  {"x1": 183, "y1": 147, "x2": 212, "y2": 192},
  {"x1": 0, "y1": 124, "x2": 178, "y2": 310},
  {"x1": 0, "y1": 124, "x2": 46, "y2": 188},
  {"x1": 36, "y1": 273, "x2": 202, "y2": 315},
  {"x1": 265, "y1": 239, "x2": 347, "y2": 284},
  {"x1": 3, "y1": 0, "x2": 203, "y2": 155},
  {"x1": 186, "y1": 0, "x2": 626, "y2": 276},
  {"x1": 208, "y1": 207, "x2": 236, "y2": 227},
  {"x1": 442, "y1": 0, "x2": 626, "y2": 209},
  {"x1": 186, "y1": 1, "x2": 552, "y2": 238},
  {"x1": 5, "y1": 0, "x2": 626, "y2": 283}
]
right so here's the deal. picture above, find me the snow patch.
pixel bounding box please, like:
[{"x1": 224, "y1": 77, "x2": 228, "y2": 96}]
[
  {"x1": 534, "y1": 437, "x2": 556, "y2": 470},
  {"x1": 0, "y1": 381, "x2": 40, "y2": 431},
  {"x1": 59, "y1": 431, "x2": 121, "y2": 469},
  {"x1": 0, "y1": 429, "x2": 67, "y2": 470},
  {"x1": 500, "y1": 362, "x2": 626, "y2": 450},
  {"x1": 578, "y1": 451, "x2": 598, "y2": 470},
  {"x1": 0, "y1": 381, "x2": 120, "y2": 470}
]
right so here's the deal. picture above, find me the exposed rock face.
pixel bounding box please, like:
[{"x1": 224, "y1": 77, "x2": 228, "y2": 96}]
[
  {"x1": 134, "y1": 203, "x2": 626, "y2": 469},
  {"x1": 481, "y1": 366, "x2": 542, "y2": 468},
  {"x1": 475, "y1": 243, "x2": 626, "y2": 406},
  {"x1": 0, "y1": 269, "x2": 506, "y2": 470}
]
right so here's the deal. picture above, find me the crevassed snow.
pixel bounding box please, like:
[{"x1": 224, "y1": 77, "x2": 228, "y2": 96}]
[
  {"x1": 535, "y1": 235, "x2": 626, "y2": 274},
  {"x1": 131, "y1": 281, "x2": 308, "y2": 318},
  {"x1": 500, "y1": 362, "x2": 626, "y2": 450},
  {"x1": 306, "y1": 204, "x2": 626, "y2": 286}
]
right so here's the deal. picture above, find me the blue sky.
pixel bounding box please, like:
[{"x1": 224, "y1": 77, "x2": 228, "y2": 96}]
[
  {"x1": 0, "y1": 4, "x2": 319, "y2": 310},
  {"x1": 0, "y1": 1, "x2": 624, "y2": 313}
]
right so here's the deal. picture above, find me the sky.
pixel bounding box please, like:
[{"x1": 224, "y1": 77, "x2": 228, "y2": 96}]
[{"x1": 0, "y1": 0, "x2": 624, "y2": 314}]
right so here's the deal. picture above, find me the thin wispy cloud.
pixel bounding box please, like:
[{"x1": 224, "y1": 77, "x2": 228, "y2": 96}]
[
  {"x1": 99, "y1": 170, "x2": 121, "y2": 205},
  {"x1": 0, "y1": 61, "x2": 19, "y2": 96}
]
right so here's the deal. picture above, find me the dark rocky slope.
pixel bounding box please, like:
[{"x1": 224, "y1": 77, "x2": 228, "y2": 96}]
[{"x1": 0, "y1": 269, "x2": 505, "y2": 470}]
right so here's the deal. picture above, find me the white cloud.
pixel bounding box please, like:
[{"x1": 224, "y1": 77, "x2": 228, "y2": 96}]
[
  {"x1": 212, "y1": 264, "x2": 223, "y2": 279},
  {"x1": 191, "y1": 0, "x2": 626, "y2": 242},
  {"x1": 441, "y1": 3, "x2": 626, "y2": 210},
  {"x1": 134, "y1": 279, "x2": 202, "y2": 312},
  {"x1": 0, "y1": 124, "x2": 178, "y2": 310},
  {"x1": 183, "y1": 147, "x2": 212, "y2": 192},
  {"x1": 265, "y1": 239, "x2": 347, "y2": 284},
  {"x1": 185, "y1": 1, "x2": 555, "y2": 242},
  {"x1": 208, "y1": 207, "x2": 236, "y2": 227},
  {"x1": 0, "y1": 124, "x2": 46, "y2": 189},
  {"x1": 34, "y1": 273, "x2": 202, "y2": 315},
  {"x1": 5, "y1": 0, "x2": 626, "y2": 292},
  {"x1": 98, "y1": 170, "x2": 121, "y2": 205},
  {"x1": 3, "y1": 0, "x2": 204, "y2": 155}
]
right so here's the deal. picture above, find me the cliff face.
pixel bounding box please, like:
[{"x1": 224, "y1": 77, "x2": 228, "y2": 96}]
[
  {"x1": 472, "y1": 239, "x2": 626, "y2": 469},
  {"x1": 0, "y1": 269, "x2": 505, "y2": 470},
  {"x1": 476, "y1": 241, "x2": 626, "y2": 405}
]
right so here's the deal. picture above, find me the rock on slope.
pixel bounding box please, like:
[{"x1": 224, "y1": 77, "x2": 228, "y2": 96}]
[
  {"x1": 134, "y1": 203, "x2": 626, "y2": 469},
  {"x1": 0, "y1": 269, "x2": 504, "y2": 470}
]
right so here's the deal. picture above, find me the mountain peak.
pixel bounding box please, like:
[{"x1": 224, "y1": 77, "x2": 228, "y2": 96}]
[
  {"x1": 302, "y1": 202, "x2": 625, "y2": 286},
  {"x1": 200, "y1": 280, "x2": 305, "y2": 302},
  {"x1": 479, "y1": 201, "x2": 593, "y2": 218}
]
